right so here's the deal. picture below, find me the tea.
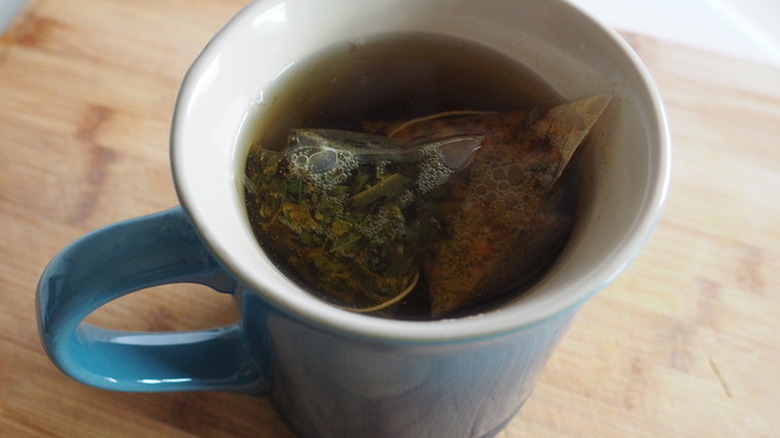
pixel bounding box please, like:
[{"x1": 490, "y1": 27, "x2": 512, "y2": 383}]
[
  {"x1": 242, "y1": 33, "x2": 608, "y2": 318},
  {"x1": 249, "y1": 33, "x2": 561, "y2": 151}
]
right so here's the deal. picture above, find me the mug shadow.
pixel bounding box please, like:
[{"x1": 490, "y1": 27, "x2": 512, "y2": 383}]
[{"x1": 121, "y1": 391, "x2": 296, "y2": 438}]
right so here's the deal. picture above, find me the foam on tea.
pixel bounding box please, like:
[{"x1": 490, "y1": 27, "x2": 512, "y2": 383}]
[{"x1": 242, "y1": 33, "x2": 611, "y2": 318}]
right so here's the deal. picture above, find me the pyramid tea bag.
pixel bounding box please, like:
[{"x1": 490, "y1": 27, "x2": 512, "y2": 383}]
[
  {"x1": 244, "y1": 94, "x2": 611, "y2": 317},
  {"x1": 372, "y1": 94, "x2": 613, "y2": 314},
  {"x1": 244, "y1": 129, "x2": 483, "y2": 312}
]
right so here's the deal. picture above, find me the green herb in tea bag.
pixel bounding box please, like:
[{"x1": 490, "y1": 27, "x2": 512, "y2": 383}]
[
  {"x1": 244, "y1": 129, "x2": 483, "y2": 313},
  {"x1": 371, "y1": 95, "x2": 613, "y2": 315}
]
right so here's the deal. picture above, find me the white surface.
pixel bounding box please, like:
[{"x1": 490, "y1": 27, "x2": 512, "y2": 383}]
[
  {"x1": 0, "y1": 0, "x2": 27, "y2": 34},
  {"x1": 569, "y1": 0, "x2": 780, "y2": 67}
]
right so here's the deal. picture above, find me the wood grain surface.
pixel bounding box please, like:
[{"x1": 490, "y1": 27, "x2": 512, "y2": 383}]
[{"x1": 1, "y1": 1, "x2": 778, "y2": 437}]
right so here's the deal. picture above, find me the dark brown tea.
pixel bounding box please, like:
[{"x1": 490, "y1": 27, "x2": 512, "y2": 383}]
[
  {"x1": 242, "y1": 33, "x2": 609, "y2": 319},
  {"x1": 252, "y1": 33, "x2": 562, "y2": 150}
]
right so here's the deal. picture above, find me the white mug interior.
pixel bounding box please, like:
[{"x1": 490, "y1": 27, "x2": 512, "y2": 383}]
[{"x1": 171, "y1": 0, "x2": 670, "y2": 341}]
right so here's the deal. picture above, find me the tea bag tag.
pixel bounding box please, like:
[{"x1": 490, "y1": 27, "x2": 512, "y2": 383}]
[{"x1": 538, "y1": 94, "x2": 612, "y2": 180}]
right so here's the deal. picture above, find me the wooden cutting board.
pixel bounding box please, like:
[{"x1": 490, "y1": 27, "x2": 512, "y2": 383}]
[{"x1": 1, "y1": 1, "x2": 778, "y2": 437}]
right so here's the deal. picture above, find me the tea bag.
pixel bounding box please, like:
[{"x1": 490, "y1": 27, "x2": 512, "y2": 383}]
[
  {"x1": 369, "y1": 94, "x2": 612, "y2": 315},
  {"x1": 244, "y1": 129, "x2": 483, "y2": 312}
]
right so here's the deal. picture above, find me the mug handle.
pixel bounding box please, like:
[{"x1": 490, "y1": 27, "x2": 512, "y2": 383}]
[{"x1": 36, "y1": 207, "x2": 268, "y2": 393}]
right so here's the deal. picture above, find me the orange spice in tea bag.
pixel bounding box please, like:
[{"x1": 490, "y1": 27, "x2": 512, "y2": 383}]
[{"x1": 369, "y1": 94, "x2": 612, "y2": 314}]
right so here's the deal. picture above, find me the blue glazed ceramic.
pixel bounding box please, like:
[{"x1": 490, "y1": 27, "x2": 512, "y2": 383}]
[
  {"x1": 36, "y1": 0, "x2": 670, "y2": 437},
  {"x1": 37, "y1": 207, "x2": 266, "y2": 393}
]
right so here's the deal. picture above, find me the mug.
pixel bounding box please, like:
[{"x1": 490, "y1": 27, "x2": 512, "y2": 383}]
[{"x1": 36, "y1": 0, "x2": 670, "y2": 437}]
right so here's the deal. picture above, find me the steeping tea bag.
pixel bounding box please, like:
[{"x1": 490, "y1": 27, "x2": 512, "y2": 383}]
[
  {"x1": 244, "y1": 129, "x2": 483, "y2": 312},
  {"x1": 372, "y1": 94, "x2": 613, "y2": 314},
  {"x1": 244, "y1": 94, "x2": 611, "y2": 317}
]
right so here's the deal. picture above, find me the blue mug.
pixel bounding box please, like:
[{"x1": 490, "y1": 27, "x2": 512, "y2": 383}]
[{"x1": 37, "y1": 0, "x2": 669, "y2": 437}]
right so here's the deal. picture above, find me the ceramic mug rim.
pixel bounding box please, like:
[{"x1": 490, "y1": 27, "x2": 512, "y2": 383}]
[{"x1": 171, "y1": 0, "x2": 670, "y2": 342}]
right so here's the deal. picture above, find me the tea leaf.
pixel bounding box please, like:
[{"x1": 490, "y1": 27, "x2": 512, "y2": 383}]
[{"x1": 351, "y1": 173, "x2": 410, "y2": 208}]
